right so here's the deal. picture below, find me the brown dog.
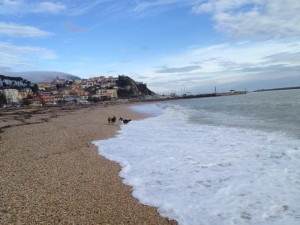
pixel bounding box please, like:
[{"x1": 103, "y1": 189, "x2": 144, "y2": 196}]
[{"x1": 108, "y1": 116, "x2": 116, "y2": 125}]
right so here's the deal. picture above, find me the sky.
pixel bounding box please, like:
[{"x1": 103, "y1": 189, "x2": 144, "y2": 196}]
[{"x1": 1, "y1": 0, "x2": 300, "y2": 94}]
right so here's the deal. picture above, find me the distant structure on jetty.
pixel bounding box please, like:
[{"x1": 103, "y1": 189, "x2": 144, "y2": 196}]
[
  {"x1": 184, "y1": 89, "x2": 247, "y2": 99},
  {"x1": 153, "y1": 89, "x2": 247, "y2": 103}
]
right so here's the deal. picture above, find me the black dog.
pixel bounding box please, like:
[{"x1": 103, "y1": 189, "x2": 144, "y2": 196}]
[{"x1": 119, "y1": 117, "x2": 131, "y2": 124}]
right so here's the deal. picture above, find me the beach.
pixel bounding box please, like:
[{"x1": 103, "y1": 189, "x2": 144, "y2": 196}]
[{"x1": 0, "y1": 104, "x2": 177, "y2": 225}]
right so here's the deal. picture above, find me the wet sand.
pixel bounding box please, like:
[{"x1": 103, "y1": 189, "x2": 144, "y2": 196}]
[{"x1": 0, "y1": 104, "x2": 177, "y2": 224}]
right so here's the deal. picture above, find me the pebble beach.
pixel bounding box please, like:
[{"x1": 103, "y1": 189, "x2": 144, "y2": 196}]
[{"x1": 0, "y1": 104, "x2": 177, "y2": 225}]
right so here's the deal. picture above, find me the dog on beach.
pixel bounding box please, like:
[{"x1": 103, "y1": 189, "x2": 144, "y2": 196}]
[
  {"x1": 108, "y1": 116, "x2": 116, "y2": 125},
  {"x1": 119, "y1": 117, "x2": 131, "y2": 124}
]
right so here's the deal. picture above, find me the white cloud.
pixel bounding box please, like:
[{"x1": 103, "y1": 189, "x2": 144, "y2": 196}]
[
  {"x1": 142, "y1": 40, "x2": 300, "y2": 93},
  {"x1": 192, "y1": 0, "x2": 300, "y2": 40},
  {"x1": 32, "y1": 2, "x2": 66, "y2": 14},
  {"x1": 159, "y1": 41, "x2": 300, "y2": 75},
  {"x1": 0, "y1": 22, "x2": 52, "y2": 37},
  {"x1": 66, "y1": 0, "x2": 116, "y2": 16},
  {"x1": 0, "y1": 0, "x2": 66, "y2": 15},
  {"x1": 0, "y1": 0, "x2": 188, "y2": 17},
  {"x1": 1, "y1": 0, "x2": 128, "y2": 16},
  {"x1": 0, "y1": 0, "x2": 24, "y2": 14},
  {"x1": 133, "y1": 0, "x2": 186, "y2": 12},
  {"x1": 0, "y1": 41, "x2": 56, "y2": 69},
  {"x1": 157, "y1": 65, "x2": 201, "y2": 73}
]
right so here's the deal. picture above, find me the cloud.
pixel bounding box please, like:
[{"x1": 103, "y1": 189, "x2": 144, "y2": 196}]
[
  {"x1": 192, "y1": 0, "x2": 300, "y2": 40},
  {"x1": 159, "y1": 41, "x2": 300, "y2": 74},
  {"x1": 66, "y1": 0, "x2": 116, "y2": 16},
  {"x1": 241, "y1": 64, "x2": 300, "y2": 75},
  {"x1": 0, "y1": 0, "x2": 23, "y2": 15},
  {"x1": 32, "y1": 1, "x2": 66, "y2": 14},
  {"x1": 156, "y1": 65, "x2": 201, "y2": 73},
  {"x1": 0, "y1": 22, "x2": 53, "y2": 37},
  {"x1": 0, "y1": 41, "x2": 56, "y2": 69},
  {"x1": 0, "y1": 0, "x2": 110, "y2": 16},
  {"x1": 0, "y1": 0, "x2": 188, "y2": 17},
  {"x1": 131, "y1": 0, "x2": 200, "y2": 18},
  {"x1": 144, "y1": 40, "x2": 300, "y2": 93},
  {"x1": 0, "y1": 0, "x2": 66, "y2": 15},
  {"x1": 263, "y1": 51, "x2": 300, "y2": 64},
  {"x1": 214, "y1": 65, "x2": 300, "y2": 91},
  {"x1": 133, "y1": 0, "x2": 185, "y2": 12}
]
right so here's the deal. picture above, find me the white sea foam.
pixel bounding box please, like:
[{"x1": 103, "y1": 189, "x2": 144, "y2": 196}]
[{"x1": 92, "y1": 103, "x2": 300, "y2": 225}]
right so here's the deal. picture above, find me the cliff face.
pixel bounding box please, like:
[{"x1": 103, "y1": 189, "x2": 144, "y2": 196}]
[{"x1": 116, "y1": 75, "x2": 154, "y2": 98}]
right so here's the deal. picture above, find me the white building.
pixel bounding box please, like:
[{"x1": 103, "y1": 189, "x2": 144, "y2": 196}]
[{"x1": 4, "y1": 89, "x2": 19, "y2": 104}]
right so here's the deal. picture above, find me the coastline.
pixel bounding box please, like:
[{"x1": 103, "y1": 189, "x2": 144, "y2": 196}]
[{"x1": 0, "y1": 104, "x2": 177, "y2": 224}]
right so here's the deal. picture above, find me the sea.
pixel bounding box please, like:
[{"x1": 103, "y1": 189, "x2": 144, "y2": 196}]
[{"x1": 92, "y1": 89, "x2": 300, "y2": 225}]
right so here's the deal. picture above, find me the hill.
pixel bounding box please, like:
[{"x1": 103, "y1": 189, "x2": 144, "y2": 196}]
[
  {"x1": 0, "y1": 71, "x2": 80, "y2": 83},
  {"x1": 116, "y1": 75, "x2": 154, "y2": 98}
]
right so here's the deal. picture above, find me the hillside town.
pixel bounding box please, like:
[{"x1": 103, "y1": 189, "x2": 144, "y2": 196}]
[{"x1": 0, "y1": 75, "x2": 153, "y2": 107}]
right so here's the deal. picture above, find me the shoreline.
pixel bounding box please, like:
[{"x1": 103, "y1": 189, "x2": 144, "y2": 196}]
[{"x1": 0, "y1": 103, "x2": 177, "y2": 224}]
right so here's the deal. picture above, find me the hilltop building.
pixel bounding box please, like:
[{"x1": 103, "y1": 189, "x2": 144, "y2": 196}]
[{"x1": 96, "y1": 88, "x2": 118, "y2": 99}]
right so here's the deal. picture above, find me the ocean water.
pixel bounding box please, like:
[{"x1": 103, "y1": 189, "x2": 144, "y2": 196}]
[{"x1": 92, "y1": 89, "x2": 300, "y2": 225}]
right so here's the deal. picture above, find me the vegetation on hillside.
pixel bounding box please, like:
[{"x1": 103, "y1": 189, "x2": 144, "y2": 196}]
[{"x1": 116, "y1": 75, "x2": 154, "y2": 98}]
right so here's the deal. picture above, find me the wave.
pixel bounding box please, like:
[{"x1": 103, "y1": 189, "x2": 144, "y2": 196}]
[{"x1": 93, "y1": 102, "x2": 300, "y2": 225}]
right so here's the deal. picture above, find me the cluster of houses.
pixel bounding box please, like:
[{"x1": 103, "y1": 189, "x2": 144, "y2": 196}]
[{"x1": 0, "y1": 76, "x2": 120, "y2": 107}]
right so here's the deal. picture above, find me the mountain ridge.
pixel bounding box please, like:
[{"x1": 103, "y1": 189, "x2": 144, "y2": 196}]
[{"x1": 0, "y1": 71, "x2": 80, "y2": 83}]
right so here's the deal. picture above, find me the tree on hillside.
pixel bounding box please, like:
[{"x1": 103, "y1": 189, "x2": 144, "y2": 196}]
[
  {"x1": 22, "y1": 98, "x2": 31, "y2": 106},
  {"x1": 23, "y1": 79, "x2": 31, "y2": 87},
  {"x1": 31, "y1": 84, "x2": 39, "y2": 94}
]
